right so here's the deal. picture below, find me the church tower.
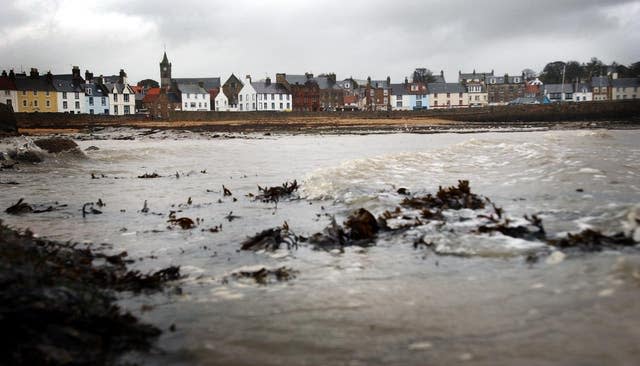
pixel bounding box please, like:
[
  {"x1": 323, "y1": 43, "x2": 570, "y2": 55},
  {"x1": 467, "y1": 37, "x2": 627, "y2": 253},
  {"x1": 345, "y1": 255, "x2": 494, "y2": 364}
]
[{"x1": 160, "y1": 51, "x2": 172, "y2": 90}]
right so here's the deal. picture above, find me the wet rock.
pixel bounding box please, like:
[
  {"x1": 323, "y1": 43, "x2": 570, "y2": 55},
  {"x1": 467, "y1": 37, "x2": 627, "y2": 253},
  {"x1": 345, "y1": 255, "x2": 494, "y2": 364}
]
[
  {"x1": 223, "y1": 185, "x2": 232, "y2": 196},
  {"x1": 345, "y1": 208, "x2": 379, "y2": 241},
  {"x1": 168, "y1": 217, "x2": 196, "y2": 230},
  {"x1": 5, "y1": 198, "x2": 60, "y2": 215},
  {"x1": 241, "y1": 223, "x2": 298, "y2": 251},
  {"x1": 8, "y1": 148, "x2": 43, "y2": 163},
  {"x1": 85, "y1": 146, "x2": 100, "y2": 151},
  {"x1": 33, "y1": 138, "x2": 79, "y2": 154},
  {"x1": 0, "y1": 102, "x2": 17, "y2": 134}
]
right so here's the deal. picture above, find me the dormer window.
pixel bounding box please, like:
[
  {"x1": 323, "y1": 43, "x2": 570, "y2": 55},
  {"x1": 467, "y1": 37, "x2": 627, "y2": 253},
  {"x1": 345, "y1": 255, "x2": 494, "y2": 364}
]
[{"x1": 86, "y1": 88, "x2": 92, "y2": 95}]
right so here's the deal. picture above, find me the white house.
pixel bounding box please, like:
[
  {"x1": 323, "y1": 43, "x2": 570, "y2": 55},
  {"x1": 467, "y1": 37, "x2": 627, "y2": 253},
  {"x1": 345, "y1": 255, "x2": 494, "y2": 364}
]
[
  {"x1": 611, "y1": 78, "x2": 640, "y2": 101},
  {"x1": 0, "y1": 71, "x2": 18, "y2": 111},
  {"x1": 428, "y1": 83, "x2": 469, "y2": 109},
  {"x1": 543, "y1": 84, "x2": 573, "y2": 103},
  {"x1": 573, "y1": 83, "x2": 593, "y2": 102},
  {"x1": 238, "y1": 77, "x2": 257, "y2": 111},
  {"x1": 214, "y1": 90, "x2": 230, "y2": 111},
  {"x1": 253, "y1": 77, "x2": 291, "y2": 111},
  {"x1": 54, "y1": 79, "x2": 85, "y2": 114},
  {"x1": 390, "y1": 84, "x2": 411, "y2": 111},
  {"x1": 104, "y1": 70, "x2": 135, "y2": 115},
  {"x1": 177, "y1": 83, "x2": 210, "y2": 111}
]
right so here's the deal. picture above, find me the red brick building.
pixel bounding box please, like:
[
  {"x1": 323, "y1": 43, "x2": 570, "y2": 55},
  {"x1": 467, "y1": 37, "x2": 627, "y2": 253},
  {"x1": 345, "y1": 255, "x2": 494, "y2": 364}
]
[{"x1": 277, "y1": 73, "x2": 320, "y2": 111}]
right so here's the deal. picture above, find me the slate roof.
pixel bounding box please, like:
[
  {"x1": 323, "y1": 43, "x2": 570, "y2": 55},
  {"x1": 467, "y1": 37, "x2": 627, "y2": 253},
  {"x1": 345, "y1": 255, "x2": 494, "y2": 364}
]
[
  {"x1": 432, "y1": 75, "x2": 446, "y2": 83},
  {"x1": 370, "y1": 80, "x2": 390, "y2": 89},
  {"x1": 173, "y1": 77, "x2": 221, "y2": 90},
  {"x1": 14, "y1": 75, "x2": 56, "y2": 92},
  {"x1": 427, "y1": 83, "x2": 466, "y2": 94},
  {"x1": 53, "y1": 74, "x2": 85, "y2": 83},
  {"x1": 285, "y1": 74, "x2": 314, "y2": 85},
  {"x1": 0, "y1": 77, "x2": 16, "y2": 90},
  {"x1": 53, "y1": 79, "x2": 84, "y2": 93},
  {"x1": 252, "y1": 81, "x2": 290, "y2": 94},
  {"x1": 611, "y1": 78, "x2": 640, "y2": 88},
  {"x1": 544, "y1": 84, "x2": 574, "y2": 93},
  {"x1": 458, "y1": 71, "x2": 493, "y2": 82},
  {"x1": 313, "y1": 76, "x2": 341, "y2": 90},
  {"x1": 82, "y1": 83, "x2": 108, "y2": 97},
  {"x1": 574, "y1": 83, "x2": 591, "y2": 93},
  {"x1": 591, "y1": 76, "x2": 610, "y2": 88},
  {"x1": 176, "y1": 83, "x2": 208, "y2": 95},
  {"x1": 390, "y1": 83, "x2": 408, "y2": 96}
]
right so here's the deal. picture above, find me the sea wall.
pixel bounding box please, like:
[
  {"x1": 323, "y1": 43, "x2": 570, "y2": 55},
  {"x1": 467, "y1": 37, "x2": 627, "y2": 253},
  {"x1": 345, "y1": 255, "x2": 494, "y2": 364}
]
[
  {"x1": 14, "y1": 100, "x2": 640, "y2": 129},
  {"x1": 0, "y1": 102, "x2": 18, "y2": 133}
]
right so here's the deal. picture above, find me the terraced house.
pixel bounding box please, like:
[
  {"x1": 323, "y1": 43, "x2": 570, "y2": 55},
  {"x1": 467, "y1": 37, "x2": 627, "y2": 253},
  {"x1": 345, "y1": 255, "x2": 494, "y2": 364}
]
[
  {"x1": 486, "y1": 73, "x2": 525, "y2": 105},
  {"x1": 83, "y1": 72, "x2": 110, "y2": 115},
  {"x1": 428, "y1": 83, "x2": 468, "y2": 109},
  {"x1": 104, "y1": 70, "x2": 135, "y2": 115},
  {"x1": 53, "y1": 66, "x2": 85, "y2": 114},
  {"x1": 0, "y1": 70, "x2": 18, "y2": 111},
  {"x1": 15, "y1": 69, "x2": 58, "y2": 113},
  {"x1": 611, "y1": 78, "x2": 640, "y2": 100}
]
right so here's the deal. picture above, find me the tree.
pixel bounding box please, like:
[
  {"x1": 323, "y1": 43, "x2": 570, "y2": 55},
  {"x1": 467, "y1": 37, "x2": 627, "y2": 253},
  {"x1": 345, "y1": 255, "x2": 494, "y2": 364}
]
[
  {"x1": 584, "y1": 57, "x2": 604, "y2": 78},
  {"x1": 631, "y1": 61, "x2": 640, "y2": 77},
  {"x1": 137, "y1": 79, "x2": 159, "y2": 89},
  {"x1": 564, "y1": 61, "x2": 583, "y2": 82},
  {"x1": 412, "y1": 68, "x2": 435, "y2": 83},
  {"x1": 539, "y1": 61, "x2": 566, "y2": 84}
]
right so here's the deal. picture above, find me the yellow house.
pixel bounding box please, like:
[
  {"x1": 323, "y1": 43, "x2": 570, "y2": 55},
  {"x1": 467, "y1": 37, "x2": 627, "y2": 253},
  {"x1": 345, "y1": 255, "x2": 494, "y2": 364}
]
[{"x1": 15, "y1": 69, "x2": 58, "y2": 113}]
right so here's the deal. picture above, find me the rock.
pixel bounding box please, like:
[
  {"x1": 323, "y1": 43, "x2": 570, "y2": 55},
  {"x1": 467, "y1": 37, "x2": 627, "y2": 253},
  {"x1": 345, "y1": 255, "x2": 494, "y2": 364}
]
[
  {"x1": 85, "y1": 146, "x2": 100, "y2": 151},
  {"x1": 345, "y1": 208, "x2": 379, "y2": 241},
  {"x1": 0, "y1": 102, "x2": 17, "y2": 133},
  {"x1": 33, "y1": 138, "x2": 79, "y2": 153}
]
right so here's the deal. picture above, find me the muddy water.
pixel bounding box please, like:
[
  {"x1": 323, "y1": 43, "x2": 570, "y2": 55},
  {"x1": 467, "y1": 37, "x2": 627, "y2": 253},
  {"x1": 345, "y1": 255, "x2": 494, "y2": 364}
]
[{"x1": 1, "y1": 130, "x2": 640, "y2": 365}]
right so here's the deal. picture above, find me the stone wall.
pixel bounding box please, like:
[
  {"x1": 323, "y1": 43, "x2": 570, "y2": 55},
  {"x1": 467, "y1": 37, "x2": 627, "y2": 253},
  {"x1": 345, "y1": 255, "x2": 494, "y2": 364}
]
[{"x1": 0, "y1": 102, "x2": 18, "y2": 133}]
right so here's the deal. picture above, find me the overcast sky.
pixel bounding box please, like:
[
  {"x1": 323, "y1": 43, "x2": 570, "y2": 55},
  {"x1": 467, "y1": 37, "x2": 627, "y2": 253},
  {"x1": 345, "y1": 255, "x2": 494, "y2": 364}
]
[{"x1": 1, "y1": 0, "x2": 639, "y2": 84}]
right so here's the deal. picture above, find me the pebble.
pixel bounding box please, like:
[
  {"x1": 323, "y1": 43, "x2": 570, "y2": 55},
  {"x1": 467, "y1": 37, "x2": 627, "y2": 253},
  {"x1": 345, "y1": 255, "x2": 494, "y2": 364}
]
[
  {"x1": 546, "y1": 251, "x2": 566, "y2": 265},
  {"x1": 408, "y1": 341, "x2": 432, "y2": 351}
]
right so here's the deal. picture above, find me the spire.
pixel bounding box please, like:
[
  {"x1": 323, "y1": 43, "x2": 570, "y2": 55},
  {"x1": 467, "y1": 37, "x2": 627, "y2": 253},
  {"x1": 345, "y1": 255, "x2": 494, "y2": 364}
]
[{"x1": 161, "y1": 51, "x2": 169, "y2": 64}]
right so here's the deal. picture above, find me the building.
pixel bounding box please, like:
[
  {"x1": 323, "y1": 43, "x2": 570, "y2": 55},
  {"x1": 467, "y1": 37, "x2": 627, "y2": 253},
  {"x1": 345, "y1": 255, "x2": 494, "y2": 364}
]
[
  {"x1": 390, "y1": 83, "x2": 411, "y2": 111},
  {"x1": 237, "y1": 76, "x2": 257, "y2": 111},
  {"x1": 277, "y1": 73, "x2": 320, "y2": 111},
  {"x1": 524, "y1": 79, "x2": 544, "y2": 98},
  {"x1": 142, "y1": 87, "x2": 181, "y2": 118},
  {"x1": 543, "y1": 84, "x2": 574, "y2": 102},
  {"x1": 15, "y1": 69, "x2": 58, "y2": 113},
  {"x1": 0, "y1": 70, "x2": 18, "y2": 112},
  {"x1": 611, "y1": 78, "x2": 640, "y2": 101},
  {"x1": 458, "y1": 70, "x2": 490, "y2": 107},
  {"x1": 314, "y1": 74, "x2": 344, "y2": 111},
  {"x1": 591, "y1": 76, "x2": 610, "y2": 101},
  {"x1": 486, "y1": 74, "x2": 525, "y2": 105},
  {"x1": 177, "y1": 83, "x2": 210, "y2": 111},
  {"x1": 159, "y1": 51, "x2": 221, "y2": 110},
  {"x1": 363, "y1": 77, "x2": 391, "y2": 111},
  {"x1": 214, "y1": 89, "x2": 230, "y2": 111},
  {"x1": 254, "y1": 77, "x2": 292, "y2": 112},
  {"x1": 573, "y1": 83, "x2": 593, "y2": 102},
  {"x1": 218, "y1": 74, "x2": 244, "y2": 111},
  {"x1": 428, "y1": 83, "x2": 468, "y2": 109},
  {"x1": 102, "y1": 70, "x2": 135, "y2": 115},
  {"x1": 52, "y1": 66, "x2": 85, "y2": 114}
]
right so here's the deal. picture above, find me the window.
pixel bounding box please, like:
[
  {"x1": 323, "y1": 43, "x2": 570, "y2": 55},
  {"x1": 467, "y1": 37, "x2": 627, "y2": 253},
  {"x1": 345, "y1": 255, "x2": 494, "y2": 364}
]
[
  {"x1": 447, "y1": 93, "x2": 450, "y2": 98},
  {"x1": 264, "y1": 102, "x2": 267, "y2": 109},
  {"x1": 124, "y1": 106, "x2": 130, "y2": 114},
  {"x1": 416, "y1": 100, "x2": 422, "y2": 108},
  {"x1": 101, "y1": 97, "x2": 106, "y2": 106},
  {"x1": 74, "y1": 92, "x2": 79, "y2": 99},
  {"x1": 459, "y1": 93, "x2": 463, "y2": 98},
  {"x1": 459, "y1": 100, "x2": 463, "y2": 106},
  {"x1": 287, "y1": 94, "x2": 290, "y2": 100},
  {"x1": 190, "y1": 102, "x2": 196, "y2": 108},
  {"x1": 124, "y1": 94, "x2": 129, "y2": 102},
  {"x1": 75, "y1": 101, "x2": 80, "y2": 109},
  {"x1": 434, "y1": 93, "x2": 438, "y2": 98},
  {"x1": 198, "y1": 102, "x2": 202, "y2": 108},
  {"x1": 63, "y1": 101, "x2": 68, "y2": 109},
  {"x1": 34, "y1": 100, "x2": 38, "y2": 107},
  {"x1": 23, "y1": 100, "x2": 27, "y2": 107},
  {"x1": 397, "y1": 101, "x2": 403, "y2": 107},
  {"x1": 184, "y1": 103, "x2": 188, "y2": 108},
  {"x1": 33, "y1": 90, "x2": 37, "y2": 96},
  {"x1": 271, "y1": 93, "x2": 275, "y2": 100},
  {"x1": 239, "y1": 104, "x2": 243, "y2": 111},
  {"x1": 279, "y1": 94, "x2": 283, "y2": 100},
  {"x1": 45, "y1": 91, "x2": 50, "y2": 96},
  {"x1": 22, "y1": 91, "x2": 26, "y2": 95},
  {"x1": 90, "y1": 110, "x2": 94, "y2": 114},
  {"x1": 104, "y1": 109, "x2": 109, "y2": 114},
  {"x1": 280, "y1": 102, "x2": 283, "y2": 109},
  {"x1": 383, "y1": 90, "x2": 388, "y2": 96},
  {"x1": 286, "y1": 103, "x2": 290, "y2": 109},
  {"x1": 89, "y1": 97, "x2": 94, "y2": 106},
  {"x1": 86, "y1": 88, "x2": 92, "y2": 95},
  {"x1": 239, "y1": 94, "x2": 243, "y2": 102},
  {"x1": 216, "y1": 100, "x2": 219, "y2": 106},
  {"x1": 434, "y1": 100, "x2": 438, "y2": 106},
  {"x1": 114, "y1": 105, "x2": 119, "y2": 114},
  {"x1": 246, "y1": 103, "x2": 249, "y2": 110},
  {"x1": 252, "y1": 103, "x2": 255, "y2": 109},
  {"x1": 113, "y1": 94, "x2": 118, "y2": 102},
  {"x1": 46, "y1": 100, "x2": 50, "y2": 107},
  {"x1": 271, "y1": 102, "x2": 275, "y2": 109},
  {"x1": 62, "y1": 92, "x2": 67, "y2": 99}
]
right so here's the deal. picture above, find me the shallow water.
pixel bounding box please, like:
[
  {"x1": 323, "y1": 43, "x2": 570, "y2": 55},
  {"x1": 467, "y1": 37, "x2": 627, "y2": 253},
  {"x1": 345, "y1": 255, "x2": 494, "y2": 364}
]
[{"x1": 1, "y1": 130, "x2": 640, "y2": 365}]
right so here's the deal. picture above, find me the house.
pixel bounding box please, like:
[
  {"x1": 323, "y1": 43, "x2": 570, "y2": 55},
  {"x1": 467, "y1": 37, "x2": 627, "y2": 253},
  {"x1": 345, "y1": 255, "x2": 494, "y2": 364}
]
[
  {"x1": 407, "y1": 80, "x2": 429, "y2": 110},
  {"x1": 177, "y1": 83, "x2": 210, "y2": 111},
  {"x1": 103, "y1": 70, "x2": 135, "y2": 115},
  {"x1": 573, "y1": 83, "x2": 593, "y2": 102},
  {"x1": 458, "y1": 70, "x2": 494, "y2": 84},
  {"x1": 486, "y1": 74, "x2": 525, "y2": 105},
  {"x1": 543, "y1": 84, "x2": 573, "y2": 102},
  {"x1": 218, "y1": 74, "x2": 244, "y2": 111},
  {"x1": 237, "y1": 76, "x2": 257, "y2": 111},
  {"x1": 432, "y1": 70, "x2": 447, "y2": 83},
  {"x1": 428, "y1": 83, "x2": 468, "y2": 109},
  {"x1": 81, "y1": 71, "x2": 110, "y2": 115},
  {"x1": 314, "y1": 74, "x2": 344, "y2": 111},
  {"x1": 611, "y1": 78, "x2": 640, "y2": 101},
  {"x1": 591, "y1": 76, "x2": 610, "y2": 101},
  {"x1": 14, "y1": 69, "x2": 58, "y2": 113},
  {"x1": 459, "y1": 70, "x2": 490, "y2": 107},
  {"x1": 0, "y1": 70, "x2": 18, "y2": 112},
  {"x1": 364, "y1": 77, "x2": 392, "y2": 111},
  {"x1": 524, "y1": 79, "x2": 543, "y2": 98},
  {"x1": 253, "y1": 77, "x2": 292, "y2": 112},
  {"x1": 52, "y1": 66, "x2": 85, "y2": 114},
  {"x1": 142, "y1": 87, "x2": 181, "y2": 118},
  {"x1": 276, "y1": 73, "x2": 320, "y2": 111},
  {"x1": 390, "y1": 83, "x2": 411, "y2": 111},
  {"x1": 214, "y1": 89, "x2": 230, "y2": 111},
  {"x1": 160, "y1": 51, "x2": 221, "y2": 108}
]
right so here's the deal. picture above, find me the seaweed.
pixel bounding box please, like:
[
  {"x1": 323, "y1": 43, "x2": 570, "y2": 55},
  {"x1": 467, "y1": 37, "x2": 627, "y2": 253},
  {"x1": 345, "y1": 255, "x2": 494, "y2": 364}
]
[
  {"x1": 401, "y1": 180, "x2": 485, "y2": 211},
  {"x1": 223, "y1": 267, "x2": 298, "y2": 285},
  {"x1": 240, "y1": 222, "x2": 298, "y2": 251},
  {"x1": 548, "y1": 229, "x2": 636, "y2": 251},
  {"x1": 137, "y1": 172, "x2": 160, "y2": 179},
  {"x1": 256, "y1": 180, "x2": 299, "y2": 204}
]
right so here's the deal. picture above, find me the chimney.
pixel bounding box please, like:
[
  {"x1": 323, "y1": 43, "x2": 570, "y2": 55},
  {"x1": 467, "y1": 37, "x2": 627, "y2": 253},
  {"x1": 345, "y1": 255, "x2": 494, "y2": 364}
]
[
  {"x1": 440, "y1": 70, "x2": 444, "y2": 77},
  {"x1": 386, "y1": 76, "x2": 390, "y2": 86},
  {"x1": 198, "y1": 81, "x2": 204, "y2": 88},
  {"x1": 305, "y1": 72, "x2": 314, "y2": 79},
  {"x1": 245, "y1": 74, "x2": 252, "y2": 83},
  {"x1": 85, "y1": 70, "x2": 93, "y2": 82},
  {"x1": 119, "y1": 69, "x2": 127, "y2": 84},
  {"x1": 95, "y1": 75, "x2": 104, "y2": 85},
  {"x1": 9, "y1": 70, "x2": 15, "y2": 79},
  {"x1": 367, "y1": 76, "x2": 371, "y2": 86},
  {"x1": 30, "y1": 68, "x2": 39, "y2": 78},
  {"x1": 265, "y1": 77, "x2": 271, "y2": 86},
  {"x1": 45, "y1": 71, "x2": 53, "y2": 83},
  {"x1": 404, "y1": 76, "x2": 408, "y2": 85},
  {"x1": 72, "y1": 66, "x2": 81, "y2": 79},
  {"x1": 276, "y1": 73, "x2": 286, "y2": 84},
  {"x1": 1, "y1": 70, "x2": 6, "y2": 77}
]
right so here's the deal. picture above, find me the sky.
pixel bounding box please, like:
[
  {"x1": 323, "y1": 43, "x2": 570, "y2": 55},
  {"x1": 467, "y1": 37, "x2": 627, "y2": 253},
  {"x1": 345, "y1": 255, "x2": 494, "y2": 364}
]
[{"x1": 1, "y1": 0, "x2": 639, "y2": 84}]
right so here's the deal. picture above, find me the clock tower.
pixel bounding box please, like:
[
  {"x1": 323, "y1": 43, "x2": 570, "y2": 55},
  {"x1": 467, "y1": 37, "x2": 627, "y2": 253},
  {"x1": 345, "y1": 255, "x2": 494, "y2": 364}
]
[{"x1": 160, "y1": 51, "x2": 172, "y2": 90}]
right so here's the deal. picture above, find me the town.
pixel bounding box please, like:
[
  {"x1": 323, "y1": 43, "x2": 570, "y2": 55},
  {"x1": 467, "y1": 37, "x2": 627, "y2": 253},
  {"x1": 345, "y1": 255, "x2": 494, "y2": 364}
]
[{"x1": 1, "y1": 52, "x2": 639, "y2": 118}]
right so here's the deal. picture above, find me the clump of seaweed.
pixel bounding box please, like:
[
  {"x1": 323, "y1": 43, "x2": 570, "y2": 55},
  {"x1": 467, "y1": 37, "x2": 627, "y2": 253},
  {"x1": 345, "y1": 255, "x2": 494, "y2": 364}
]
[
  {"x1": 0, "y1": 220, "x2": 182, "y2": 365},
  {"x1": 5, "y1": 198, "x2": 66, "y2": 215},
  {"x1": 223, "y1": 267, "x2": 298, "y2": 285},
  {"x1": 256, "y1": 180, "x2": 299, "y2": 204},
  {"x1": 137, "y1": 172, "x2": 161, "y2": 179},
  {"x1": 548, "y1": 229, "x2": 636, "y2": 252},
  {"x1": 401, "y1": 180, "x2": 485, "y2": 211},
  {"x1": 240, "y1": 222, "x2": 299, "y2": 251}
]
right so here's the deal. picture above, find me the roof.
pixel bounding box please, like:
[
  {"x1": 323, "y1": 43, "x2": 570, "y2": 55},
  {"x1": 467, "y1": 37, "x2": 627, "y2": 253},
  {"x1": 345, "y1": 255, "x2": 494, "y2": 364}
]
[
  {"x1": 611, "y1": 78, "x2": 640, "y2": 88},
  {"x1": 432, "y1": 75, "x2": 446, "y2": 83},
  {"x1": 52, "y1": 78, "x2": 83, "y2": 93},
  {"x1": 575, "y1": 83, "x2": 591, "y2": 93},
  {"x1": 14, "y1": 75, "x2": 56, "y2": 92},
  {"x1": 591, "y1": 76, "x2": 610, "y2": 87},
  {"x1": 252, "y1": 81, "x2": 290, "y2": 94},
  {"x1": 458, "y1": 71, "x2": 493, "y2": 82},
  {"x1": 285, "y1": 74, "x2": 314, "y2": 86},
  {"x1": 509, "y1": 97, "x2": 540, "y2": 105},
  {"x1": 142, "y1": 88, "x2": 181, "y2": 104},
  {"x1": 390, "y1": 83, "x2": 408, "y2": 96},
  {"x1": 177, "y1": 83, "x2": 208, "y2": 94},
  {"x1": 370, "y1": 80, "x2": 390, "y2": 89},
  {"x1": 82, "y1": 83, "x2": 107, "y2": 97},
  {"x1": 313, "y1": 76, "x2": 342, "y2": 90},
  {"x1": 173, "y1": 77, "x2": 221, "y2": 90},
  {"x1": 53, "y1": 74, "x2": 85, "y2": 83},
  {"x1": 544, "y1": 84, "x2": 573, "y2": 93},
  {"x1": 427, "y1": 83, "x2": 466, "y2": 94},
  {"x1": 0, "y1": 77, "x2": 16, "y2": 90}
]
